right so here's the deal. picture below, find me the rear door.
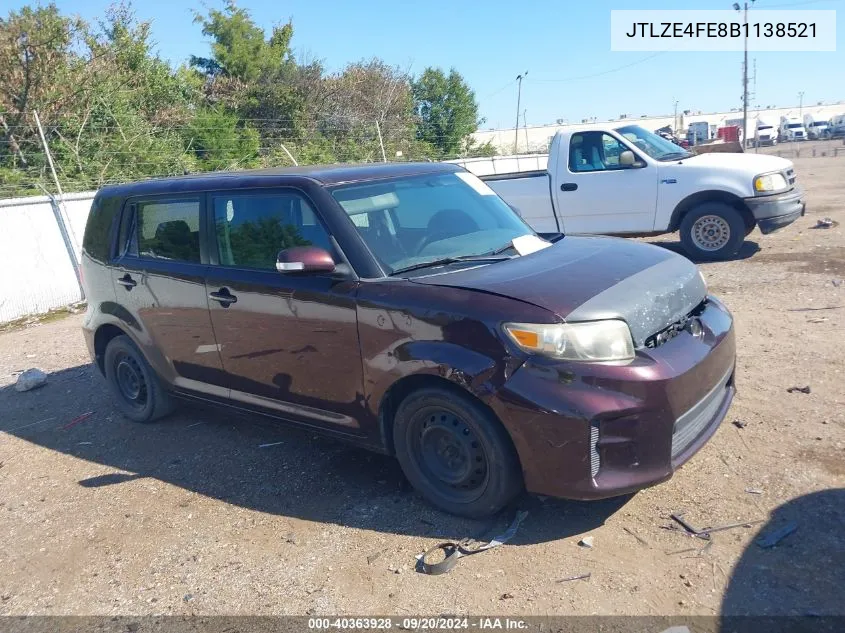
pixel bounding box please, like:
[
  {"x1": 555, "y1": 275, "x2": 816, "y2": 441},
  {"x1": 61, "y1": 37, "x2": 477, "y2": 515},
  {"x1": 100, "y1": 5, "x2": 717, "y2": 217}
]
[
  {"x1": 555, "y1": 131, "x2": 657, "y2": 234},
  {"x1": 111, "y1": 195, "x2": 226, "y2": 394},
  {"x1": 203, "y1": 188, "x2": 364, "y2": 434}
]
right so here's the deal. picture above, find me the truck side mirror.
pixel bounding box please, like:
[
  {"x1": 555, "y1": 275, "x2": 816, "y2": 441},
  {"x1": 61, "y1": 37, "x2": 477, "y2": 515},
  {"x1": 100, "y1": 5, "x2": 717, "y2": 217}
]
[{"x1": 620, "y1": 150, "x2": 644, "y2": 168}]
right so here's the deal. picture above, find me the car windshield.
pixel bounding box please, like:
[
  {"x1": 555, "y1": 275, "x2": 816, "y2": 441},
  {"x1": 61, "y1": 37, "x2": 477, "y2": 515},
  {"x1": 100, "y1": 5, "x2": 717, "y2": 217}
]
[
  {"x1": 330, "y1": 172, "x2": 537, "y2": 275},
  {"x1": 614, "y1": 125, "x2": 693, "y2": 160}
]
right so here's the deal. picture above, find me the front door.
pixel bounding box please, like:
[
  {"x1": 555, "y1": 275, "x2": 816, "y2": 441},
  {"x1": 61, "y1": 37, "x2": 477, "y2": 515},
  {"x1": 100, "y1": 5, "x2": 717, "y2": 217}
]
[
  {"x1": 556, "y1": 131, "x2": 657, "y2": 234},
  {"x1": 110, "y1": 195, "x2": 226, "y2": 394},
  {"x1": 204, "y1": 189, "x2": 365, "y2": 434}
]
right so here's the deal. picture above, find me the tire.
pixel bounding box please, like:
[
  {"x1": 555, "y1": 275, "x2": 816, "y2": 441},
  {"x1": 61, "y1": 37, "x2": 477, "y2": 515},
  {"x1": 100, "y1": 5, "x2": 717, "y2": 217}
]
[
  {"x1": 104, "y1": 335, "x2": 175, "y2": 423},
  {"x1": 679, "y1": 202, "x2": 746, "y2": 261},
  {"x1": 393, "y1": 386, "x2": 523, "y2": 518}
]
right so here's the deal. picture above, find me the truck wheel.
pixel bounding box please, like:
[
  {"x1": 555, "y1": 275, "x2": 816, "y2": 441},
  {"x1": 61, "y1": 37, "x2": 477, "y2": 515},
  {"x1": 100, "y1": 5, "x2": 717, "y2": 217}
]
[
  {"x1": 680, "y1": 203, "x2": 746, "y2": 261},
  {"x1": 393, "y1": 386, "x2": 523, "y2": 518},
  {"x1": 104, "y1": 335, "x2": 175, "y2": 423}
]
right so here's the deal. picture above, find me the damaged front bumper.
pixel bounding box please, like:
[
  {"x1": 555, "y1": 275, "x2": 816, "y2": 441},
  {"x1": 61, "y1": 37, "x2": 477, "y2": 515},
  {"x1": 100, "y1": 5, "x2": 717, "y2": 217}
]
[
  {"x1": 746, "y1": 187, "x2": 806, "y2": 235},
  {"x1": 489, "y1": 296, "x2": 736, "y2": 500}
]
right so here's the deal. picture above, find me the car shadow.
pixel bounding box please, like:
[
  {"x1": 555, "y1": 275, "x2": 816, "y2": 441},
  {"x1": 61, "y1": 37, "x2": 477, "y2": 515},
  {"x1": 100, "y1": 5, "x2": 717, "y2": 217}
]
[
  {"x1": 0, "y1": 364, "x2": 629, "y2": 544},
  {"x1": 720, "y1": 488, "x2": 845, "y2": 621},
  {"x1": 651, "y1": 239, "x2": 761, "y2": 263}
]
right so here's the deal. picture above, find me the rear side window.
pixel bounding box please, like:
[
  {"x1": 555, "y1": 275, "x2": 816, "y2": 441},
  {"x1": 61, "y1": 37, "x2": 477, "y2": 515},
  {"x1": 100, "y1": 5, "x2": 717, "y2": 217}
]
[
  {"x1": 133, "y1": 199, "x2": 202, "y2": 263},
  {"x1": 211, "y1": 191, "x2": 335, "y2": 270}
]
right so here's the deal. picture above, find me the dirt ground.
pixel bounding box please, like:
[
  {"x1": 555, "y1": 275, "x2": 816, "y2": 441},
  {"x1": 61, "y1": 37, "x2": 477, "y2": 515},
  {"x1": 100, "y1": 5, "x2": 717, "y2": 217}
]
[{"x1": 1, "y1": 153, "x2": 844, "y2": 618}]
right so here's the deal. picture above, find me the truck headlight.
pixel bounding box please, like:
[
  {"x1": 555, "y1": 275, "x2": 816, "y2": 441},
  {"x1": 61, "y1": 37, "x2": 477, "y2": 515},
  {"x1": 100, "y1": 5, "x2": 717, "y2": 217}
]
[
  {"x1": 754, "y1": 172, "x2": 787, "y2": 193},
  {"x1": 504, "y1": 320, "x2": 635, "y2": 362}
]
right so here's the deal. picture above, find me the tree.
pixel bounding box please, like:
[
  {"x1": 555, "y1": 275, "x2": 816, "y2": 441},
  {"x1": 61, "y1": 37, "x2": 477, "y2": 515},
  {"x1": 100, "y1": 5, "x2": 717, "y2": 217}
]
[
  {"x1": 190, "y1": 0, "x2": 293, "y2": 82},
  {"x1": 412, "y1": 67, "x2": 483, "y2": 158}
]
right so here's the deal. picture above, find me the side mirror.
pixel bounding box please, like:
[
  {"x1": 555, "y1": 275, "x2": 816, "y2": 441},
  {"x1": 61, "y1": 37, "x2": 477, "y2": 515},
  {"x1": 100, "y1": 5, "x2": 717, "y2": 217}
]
[
  {"x1": 276, "y1": 246, "x2": 335, "y2": 274},
  {"x1": 619, "y1": 150, "x2": 644, "y2": 168}
]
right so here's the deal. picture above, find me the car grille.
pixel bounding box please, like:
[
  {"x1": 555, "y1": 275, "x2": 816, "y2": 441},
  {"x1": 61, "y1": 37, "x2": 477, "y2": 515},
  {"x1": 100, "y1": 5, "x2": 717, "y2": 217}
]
[
  {"x1": 645, "y1": 300, "x2": 707, "y2": 349},
  {"x1": 671, "y1": 367, "x2": 733, "y2": 458}
]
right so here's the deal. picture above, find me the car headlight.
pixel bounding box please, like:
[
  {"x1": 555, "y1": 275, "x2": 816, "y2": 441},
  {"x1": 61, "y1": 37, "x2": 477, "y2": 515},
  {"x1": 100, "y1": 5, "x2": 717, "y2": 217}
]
[
  {"x1": 754, "y1": 172, "x2": 787, "y2": 193},
  {"x1": 503, "y1": 320, "x2": 635, "y2": 362}
]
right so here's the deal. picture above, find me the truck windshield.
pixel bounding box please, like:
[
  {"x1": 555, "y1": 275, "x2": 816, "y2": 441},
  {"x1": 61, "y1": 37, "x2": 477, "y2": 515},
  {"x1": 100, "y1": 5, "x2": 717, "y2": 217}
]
[
  {"x1": 615, "y1": 125, "x2": 693, "y2": 161},
  {"x1": 330, "y1": 172, "x2": 537, "y2": 275},
  {"x1": 788, "y1": 123, "x2": 803, "y2": 129},
  {"x1": 811, "y1": 122, "x2": 827, "y2": 127}
]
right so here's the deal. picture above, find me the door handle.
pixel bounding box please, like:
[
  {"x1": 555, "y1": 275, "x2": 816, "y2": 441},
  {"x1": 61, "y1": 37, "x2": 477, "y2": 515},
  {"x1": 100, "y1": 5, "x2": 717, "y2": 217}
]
[
  {"x1": 117, "y1": 274, "x2": 137, "y2": 289},
  {"x1": 561, "y1": 183, "x2": 578, "y2": 192},
  {"x1": 209, "y1": 288, "x2": 238, "y2": 307}
]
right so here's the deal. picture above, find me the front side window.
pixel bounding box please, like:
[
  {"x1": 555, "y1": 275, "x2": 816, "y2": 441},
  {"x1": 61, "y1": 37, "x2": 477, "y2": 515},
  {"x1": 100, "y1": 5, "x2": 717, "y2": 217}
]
[
  {"x1": 568, "y1": 132, "x2": 629, "y2": 172},
  {"x1": 135, "y1": 199, "x2": 201, "y2": 263},
  {"x1": 331, "y1": 172, "x2": 533, "y2": 274},
  {"x1": 212, "y1": 192, "x2": 335, "y2": 270}
]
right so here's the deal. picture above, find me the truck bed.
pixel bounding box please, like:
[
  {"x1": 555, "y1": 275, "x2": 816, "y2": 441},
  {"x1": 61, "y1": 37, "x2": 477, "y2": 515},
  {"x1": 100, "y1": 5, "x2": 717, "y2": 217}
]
[{"x1": 480, "y1": 171, "x2": 559, "y2": 234}]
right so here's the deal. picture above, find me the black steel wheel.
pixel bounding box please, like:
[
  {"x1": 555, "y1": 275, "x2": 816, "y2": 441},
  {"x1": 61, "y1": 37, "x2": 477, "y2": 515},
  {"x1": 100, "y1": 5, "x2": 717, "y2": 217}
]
[
  {"x1": 104, "y1": 335, "x2": 174, "y2": 423},
  {"x1": 393, "y1": 386, "x2": 522, "y2": 518}
]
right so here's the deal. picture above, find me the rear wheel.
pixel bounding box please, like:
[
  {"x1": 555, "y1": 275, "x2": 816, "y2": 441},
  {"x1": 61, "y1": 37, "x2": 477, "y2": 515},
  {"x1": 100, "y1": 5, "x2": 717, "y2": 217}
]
[
  {"x1": 393, "y1": 386, "x2": 523, "y2": 518},
  {"x1": 104, "y1": 335, "x2": 175, "y2": 423},
  {"x1": 680, "y1": 202, "x2": 746, "y2": 261}
]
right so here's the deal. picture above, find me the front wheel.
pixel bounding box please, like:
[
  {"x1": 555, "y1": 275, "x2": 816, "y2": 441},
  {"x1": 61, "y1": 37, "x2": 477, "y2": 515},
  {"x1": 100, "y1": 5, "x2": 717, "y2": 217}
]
[
  {"x1": 679, "y1": 203, "x2": 747, "y2": 261},
  {"x1": 393, "y1": 386, "x2": 523, "y2": 518}
]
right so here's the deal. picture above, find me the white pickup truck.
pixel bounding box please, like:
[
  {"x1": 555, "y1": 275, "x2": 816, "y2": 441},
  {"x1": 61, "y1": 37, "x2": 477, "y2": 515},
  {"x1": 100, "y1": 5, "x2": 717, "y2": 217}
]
[{"x1": 453, "y1": 125, "x2": 806, "y2": 260}]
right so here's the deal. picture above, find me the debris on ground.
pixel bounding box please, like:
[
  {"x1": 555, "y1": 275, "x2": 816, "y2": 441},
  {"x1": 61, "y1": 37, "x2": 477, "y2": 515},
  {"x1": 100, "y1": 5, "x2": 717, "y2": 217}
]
[
  {"x1": 499, "y1": 592, "x2": 514, "y2": 600},
  {"x1": 833, "y1": 279, "x2": 843, "y2": 287},
  {"x1": 61, "y1": 411, "x2": 93, "y2": 430},
  {"x1": 786, "y1": 385, "x2": 811, "y2": 394},
  {"x1": 757, "y1": 521, "x2": 798, "y2": 548},
  {"x1": 811, "y1": 217, "x2": 838, "y2": 229},
  {"x1": 807, "y1": 317, "x2": 828, "y2": 323},
  {"x1": 623, "y1": 526, "x2": 649, "y2": 547},
  {"x1": 557, "y1": 573, "x2": 591, "y2": 583},
  {"x1": 578, "y1": 536, "x2": 594, "y2": 548},
  {"x1": 732, "y1": 419, "x2": 747, "y2": 429},
  {"x1": 14, "y1": 368, "x2": 47, "y2": 392},
  {"x1": 745, "y1": 488, "x2": 764, "y2": 495},
  {"x1": 258, "y1": 441, "x2": 285, "y2": 448},
  {"x1": 417, "y1": 510, "x2": 528, "y2": 575},
  {"x1": 666, "y1": 512, "x2": 762, "y2": 540},
  {"x1": 366, "y1": 551, "x2": 382, "y2": 565}
]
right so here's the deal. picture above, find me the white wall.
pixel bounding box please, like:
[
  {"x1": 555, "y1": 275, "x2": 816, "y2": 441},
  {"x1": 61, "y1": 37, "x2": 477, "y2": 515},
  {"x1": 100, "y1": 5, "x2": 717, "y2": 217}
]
[{"x1": 0, "y1": 191, "x2": 96, "y2": 323}]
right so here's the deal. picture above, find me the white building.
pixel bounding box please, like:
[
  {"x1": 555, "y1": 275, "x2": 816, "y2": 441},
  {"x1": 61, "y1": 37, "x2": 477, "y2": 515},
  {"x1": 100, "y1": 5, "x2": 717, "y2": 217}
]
[{"x1": 472, "y1": 101, "x2": 845, "y2": 154}]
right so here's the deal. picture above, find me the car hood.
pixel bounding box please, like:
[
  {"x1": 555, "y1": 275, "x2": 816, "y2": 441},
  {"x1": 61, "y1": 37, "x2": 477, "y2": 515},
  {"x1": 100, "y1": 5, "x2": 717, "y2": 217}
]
[
  {"x1": 681, "y1": 151, "x2": 793, "y2": 175},
  {"x1": 409, "y1": 236, "x2": 707, "y2": 347}
]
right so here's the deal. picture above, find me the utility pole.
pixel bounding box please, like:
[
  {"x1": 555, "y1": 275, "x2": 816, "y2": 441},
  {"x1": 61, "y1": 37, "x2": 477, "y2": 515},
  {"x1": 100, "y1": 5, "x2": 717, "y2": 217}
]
[
  {"x1": 673, "y1": 100, "x2": 679, "y2": 134},
  {"x1": 514, "y1": 71, "x2": 527, "y2": 154},
  {"x1": 734, "y1": 1, "x2": 753, "y2": 147},
  {"x1": 798, "y1": 91, "x2": 805, "y2": 121},
  {"x1": 523, "y1": 109, "x2": 529, "y2": 152}
]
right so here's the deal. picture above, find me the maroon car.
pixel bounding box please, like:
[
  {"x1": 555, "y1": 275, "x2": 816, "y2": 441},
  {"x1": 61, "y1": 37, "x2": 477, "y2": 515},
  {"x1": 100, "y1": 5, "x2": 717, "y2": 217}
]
[{"x1": 81, "y1": 162, "x2": 735, "y2": 517}]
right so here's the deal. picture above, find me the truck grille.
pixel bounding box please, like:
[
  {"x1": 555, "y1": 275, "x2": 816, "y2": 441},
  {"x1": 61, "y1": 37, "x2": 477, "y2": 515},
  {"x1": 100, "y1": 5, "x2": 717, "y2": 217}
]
[
  {"x1": 786, "y1": 168, "x2": 796, "y2": 185},
  {"x1": 671, "y1": 367, "x2": 733, "y2": 458}
]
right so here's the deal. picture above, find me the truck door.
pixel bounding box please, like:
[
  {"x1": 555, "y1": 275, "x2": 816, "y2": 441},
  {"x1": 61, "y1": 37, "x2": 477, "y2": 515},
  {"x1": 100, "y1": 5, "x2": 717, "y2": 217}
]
[{"x1": 555, "y1": 131, "x2": 658, "y2": 234}]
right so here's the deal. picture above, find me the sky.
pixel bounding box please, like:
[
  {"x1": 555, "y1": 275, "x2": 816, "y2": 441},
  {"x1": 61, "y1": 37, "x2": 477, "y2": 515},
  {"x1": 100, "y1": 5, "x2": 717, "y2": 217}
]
[{"x1": 7, "y1": 0, "x2": 844, "y2": 129}]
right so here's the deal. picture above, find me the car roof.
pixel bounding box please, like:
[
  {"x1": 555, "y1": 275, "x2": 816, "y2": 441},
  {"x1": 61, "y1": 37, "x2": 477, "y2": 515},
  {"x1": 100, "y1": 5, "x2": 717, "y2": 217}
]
[{"x1": 95, "y1": 162, "x2": 462, "y2": 200}]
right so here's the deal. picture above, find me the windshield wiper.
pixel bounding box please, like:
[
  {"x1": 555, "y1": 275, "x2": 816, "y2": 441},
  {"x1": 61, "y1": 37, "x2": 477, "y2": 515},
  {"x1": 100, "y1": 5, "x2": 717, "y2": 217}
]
[{"x1": 390, "y1": 254, "x2": 510, "y2": 276}]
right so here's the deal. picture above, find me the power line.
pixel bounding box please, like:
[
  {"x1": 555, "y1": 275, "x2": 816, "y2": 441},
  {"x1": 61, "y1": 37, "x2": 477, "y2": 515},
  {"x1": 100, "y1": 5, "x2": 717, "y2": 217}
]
[{"x1": 526, "y1": 52, "x2": 666, "y2": 83}]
